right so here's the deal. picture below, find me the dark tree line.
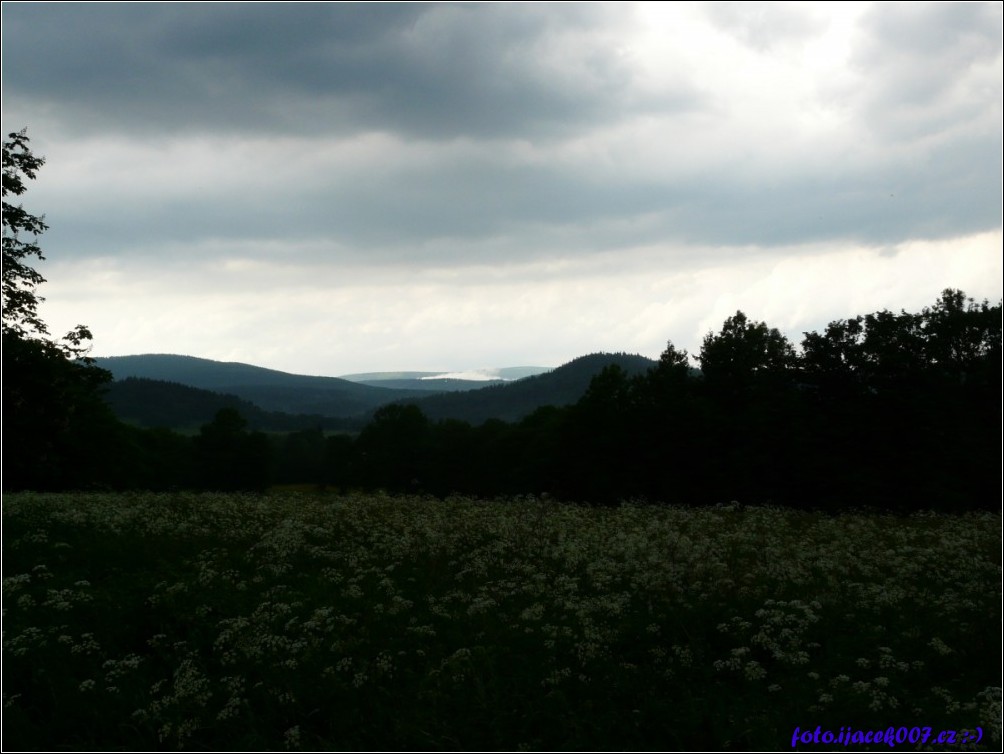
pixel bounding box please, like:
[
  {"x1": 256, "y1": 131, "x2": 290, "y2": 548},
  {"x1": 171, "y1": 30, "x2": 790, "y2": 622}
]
[
  {"x1": 185, "y1": 288, "x2": 994, "y2": 512},
  {"x1": 3, "y1": 130, "x2": 1000, "y2": 509},
  {"x1": 300, "y1": 289, "x2": 998, "y2": 512},
  {"x1": 8, "y1": 297, "x2": 1002, "y2": 509},
  {"x1": 3, "y1": 129, "x2": 119, "y2": 491}
]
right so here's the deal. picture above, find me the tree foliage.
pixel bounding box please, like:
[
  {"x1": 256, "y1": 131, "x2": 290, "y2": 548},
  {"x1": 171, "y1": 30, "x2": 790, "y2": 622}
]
[
  {"x1": 3, "y1": 129, "x2": 94, "y2": 354},
  {"x1": 3, "y1": 129, "x2": 49, "y2": 340},
  {"x1": 699, "y1": 311, "x2": 796, "y2": 400},
  {"x1": 195, "y1": 408, "x2": 272, "y2": 491},
  {"x1": 3, "y1": 141, "x2": 996, "y2": 513},
  {"x1": 311, "y1": 291, "x2": 999, "y2": 512},
  {"x1": 2, "y1": 129, "x2": 118, "y2": 491}
]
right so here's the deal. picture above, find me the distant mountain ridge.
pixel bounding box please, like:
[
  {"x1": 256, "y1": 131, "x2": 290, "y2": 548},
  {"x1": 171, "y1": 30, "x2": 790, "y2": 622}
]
[
  {"x1": 102, "y1": 378, "x2": 351, "y2": 432},
  {"x1": 93, "y1": 354, "x2": 425, "y2": 417},
  {"x1": 340, "y1": 366, "x2": 551, "y2": 392},
  {"x1": 97, "y1": 354, "x2": 367, "y2": 390},
  {"x1": 340, "y1": 366, "x2": 549, "y2": 383},
  {"x1": 93, "y1": 352, "x2": 658, "y2": 429},
  {"x1": 404, "y1": 353, "x2": 658, "y2": 423}
]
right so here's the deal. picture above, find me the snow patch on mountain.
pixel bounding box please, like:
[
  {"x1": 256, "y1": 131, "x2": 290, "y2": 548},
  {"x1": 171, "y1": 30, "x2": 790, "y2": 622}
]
[{"x1": 421, "y1": 369, "x2": 507, "y2": 382}]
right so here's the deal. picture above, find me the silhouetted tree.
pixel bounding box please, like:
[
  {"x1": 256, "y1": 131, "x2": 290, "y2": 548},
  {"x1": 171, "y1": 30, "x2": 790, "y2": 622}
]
[
  {"x1": 355, "y1": 404, "x2": 431, "y2": 492},
  {"x1": 693, "y1": 312, "x2": 801, "y2": 503},
  {"x1": 4, "y1": 129, "x2": 50, "y2": 341},
  {"x1": 3, "y1": 129, "x2": 93, "y2": 351},
  {"x1": 426, "y1": 418, "x2": 479, "y2": 497},
  {"x1": 512, "y1": 405, "x2": 569, "y2": 498},
  {"x1": 109, "y1": 425, "x2": 197, "y2": 491},
  {"x1": 800, "y1": 316, "x2": 868, "y2": 397},
  {"x1": 323, "y1": 292, "x2": 999, "y2": 511},
  {"x1": 654, "y1": 340, "x2": 691, "y2": 381},
  {"x1": 920, "y1": 289, "x2": 1001, "y2": 387},
  {"x1": 274, "y1": 427, "x2": 327, "y2": 486},
  {"x1": 324, "y1": 434, "x2": 356, "y2": 490},
  {"x1": 195, "y1": 408, "x2": 272, "y2": 491},
  {"x1": 2, "y1": 334, "x2": 121, "y2": 490},
  {"x1": 699, "y1": 311, "x2": 797, "y2": 397},
  {"x1": 797, "y1": 289, "x2": 1002, "y2": 510},
  {"x1": 631, "y1": 340, "x2": 710, "y2": 504},
  {"x1": 562, "y1": 365, "x2": 642, "y2": 504},
  {"x1": 2, "y1": 129, "x2": 119, "y2": 490}
]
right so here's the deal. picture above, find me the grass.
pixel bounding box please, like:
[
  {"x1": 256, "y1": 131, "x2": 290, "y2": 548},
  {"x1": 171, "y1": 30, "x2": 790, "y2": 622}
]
[{"x1": 2, "y1": 492, "x2": 1001, "y2": 750}]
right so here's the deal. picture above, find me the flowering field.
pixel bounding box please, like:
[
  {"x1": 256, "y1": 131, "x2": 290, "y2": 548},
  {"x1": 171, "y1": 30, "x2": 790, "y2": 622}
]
[{"x1": 3, "y1": 493, "x2": 1001, "y2": 751}]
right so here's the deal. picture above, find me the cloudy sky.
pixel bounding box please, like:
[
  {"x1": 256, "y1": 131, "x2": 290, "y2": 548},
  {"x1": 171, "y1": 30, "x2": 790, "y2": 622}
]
[{"x1": 3, "y1": 2, "x2": 1001, "y2": 376}]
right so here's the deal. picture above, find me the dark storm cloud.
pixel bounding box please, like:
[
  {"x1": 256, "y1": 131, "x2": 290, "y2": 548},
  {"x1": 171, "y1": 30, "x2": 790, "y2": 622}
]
[
  {"x1": 36, "y1": 126, "x2": 997, "y2": 268},
  {"x1": 2, "y1": 2, "x2": 999, "y2": 268},
  {"x1": 31, "y1": 145, "x2": 682, "y2": 263},
  {"x1": 6, "y1": 3, "x2": 999, "y2": 375},
  {"x1": 2, "y1": 2, "x2": 690, "y2": 140}
]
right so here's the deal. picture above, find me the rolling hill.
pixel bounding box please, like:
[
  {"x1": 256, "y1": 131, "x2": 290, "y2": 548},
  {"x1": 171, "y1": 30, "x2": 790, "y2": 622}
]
[
  {"x1": 101, "y1": 378, "x2": 357, "y2": 432},
  {"x1": 94, "y1": 353, "x2": 658, "y2": 429},
  {"x1": 93, "y1": 355, "x2": 428, "y2": 417},
  {"x1": 399, "y1": 353, "x2": 658, "y2": 423},
  {"x1": 339, "y1": 367, "x2": 551, "y2": 392}
]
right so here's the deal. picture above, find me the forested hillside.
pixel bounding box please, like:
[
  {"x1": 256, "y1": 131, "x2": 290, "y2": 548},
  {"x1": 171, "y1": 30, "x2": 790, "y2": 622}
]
[
  {"x1": 329, "y1": 289, "x2": 1000, "y2": 510},
  {"x1": 101, "y1": 378, "x2": 356, "y2": 432},
  {"x1": 404, "y1": 352, "x2": 658, "y2": 423},
  {"x1": 1, "y1": 134, "x2": 998, "y2": 509},
  {"x1": 94, "y1": 354, "x2": 428, "y2": 416},
  {"x1": 12, "y1": 277, "x2": 1000, "y2": 512},
  {"x1": 95, "y1": 354, "x2": 652, "y2": 431}
]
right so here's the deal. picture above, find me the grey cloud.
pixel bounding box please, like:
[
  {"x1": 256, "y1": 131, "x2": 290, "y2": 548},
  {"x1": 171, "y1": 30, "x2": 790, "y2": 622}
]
[
  {"x1": 3, "y1": 3, "x2": 690, "y2": 140},
  {"x1": 4, "y1": 2, "x2": 998, "y2": 271},
  {"x1": 704, "y1": 1, "x2": 823, "y2": 51},
  {"x1": 35, "y1": 121, "x2": 999, "y2": 271},
  {"x1": 851, "y1": 2, "x2": 1001, "y2": 139},
  {"x1": 34, "y1": 149, "x2": 680, "y2": 263},
  {"x1": 860, "y1": 1, "x2": 1000, "y2": 62}
]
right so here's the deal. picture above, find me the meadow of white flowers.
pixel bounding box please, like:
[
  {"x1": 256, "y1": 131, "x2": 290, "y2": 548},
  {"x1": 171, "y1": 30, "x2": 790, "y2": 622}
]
[{"x1": 3, "y1": 492, "x2": 1001, "y2": 750}]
